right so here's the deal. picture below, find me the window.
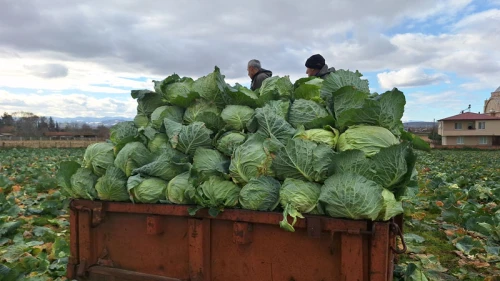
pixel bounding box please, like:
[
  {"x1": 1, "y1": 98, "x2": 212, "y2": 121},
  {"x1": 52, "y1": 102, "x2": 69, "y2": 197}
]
[
  {"x1": 478, "y1": 121, "x2": 486, "y2": 130},
  {"x1": 454, "y1": 123, "x2": 462, "y2": 130},
  {"x1": 457, "y1": 137, "x2": 464, "y2": 144},
  {"x1": 479, "y1": 137, "x2": 488, "y2": 145}
]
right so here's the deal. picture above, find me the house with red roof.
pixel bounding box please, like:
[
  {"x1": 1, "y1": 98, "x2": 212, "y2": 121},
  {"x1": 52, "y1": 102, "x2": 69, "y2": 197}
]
[{"x1": 438, "y1": 87, "x2": 500, "y2": 147}]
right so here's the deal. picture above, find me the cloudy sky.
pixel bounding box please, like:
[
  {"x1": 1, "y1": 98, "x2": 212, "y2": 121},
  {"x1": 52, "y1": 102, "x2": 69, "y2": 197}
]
[{"x1": 1, "y1": 0, "x2": 499, "y2": 122}]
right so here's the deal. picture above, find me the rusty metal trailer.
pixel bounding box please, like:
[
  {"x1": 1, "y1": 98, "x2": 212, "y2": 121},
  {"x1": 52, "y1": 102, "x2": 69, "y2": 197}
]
[{"x1": 67, "y1": 199, "x2": 404, "y2": 281}]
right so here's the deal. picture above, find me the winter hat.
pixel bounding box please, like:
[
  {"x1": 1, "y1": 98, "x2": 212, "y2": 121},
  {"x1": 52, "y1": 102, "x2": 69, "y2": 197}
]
[{"x1": 305, "y1": 54, "x2": 325, "y2": 69}]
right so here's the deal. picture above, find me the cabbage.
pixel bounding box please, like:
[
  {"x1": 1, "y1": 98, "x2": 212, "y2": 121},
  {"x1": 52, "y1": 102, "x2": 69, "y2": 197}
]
[
  {"x1": 192, "y1": 148, "x2": 230, "y2": 184},
  {"x1": 133, "y1": 114, "x2": 149, "y2": 128},
  {"x1": 336, "y1": 125, "x2": 399, "y2": 157},
  {"x1": 132, "y1": 149, "x2": 191, "y2": 181},
  {"x1": 377, "y1": 189, "x2": 404, "y2": 221},
  {"x1": 215, "y1": 132, "x2": 246, "y2": 156},
  {"x1": 229, "y1": 134, "x2": 274, "y2": 184},
  {"x1": 82, "y1": 142, "x2": 115, "y2": 177},
  {"x1": 189, "y1": 176, "x2": 241, "y2": 217},
  {"x1": 95, "y1": 167, "x2": 130, "y2": 201},
  {"x1": 131, "y1": 89, "x2": 166, "y2": 117},
  {"x1": 70, "y1": 168, "x2": 98, "y2": 200},
  {"x1": 221, "y1": 105, "x2": 254, "y2": 131},
  {"x1": 166, "y1": 172, "x2": 195, "y2": 204},
  {"x1": 114, "y1": 142, "x2": 155, "y2": 177},
  {"x1": 293, "y1": 126, "x2": 339, "y2": 148},
  {"x1": 164, "y1": 119, "x2": 213, "y2": 156},
  {"x1": 293, "y1": 77, "x2": 323, "y2": 103},
  {"x1": 239, "y1": 176, "x2": 281, "y2": 211},
  {"x1": 319, "y1": 172, "x2": 384, "y2": 220},
  {"x1": 289, "y1": 99, "x2": 333, "y2": 129},
  {"x1": 183, "y1": 101, "x2": 223, "y2": 131},
  {"x1": 272, "y1": 138, "x2": 335, "y2": 182},
  {"x1": 150, "y1": 105, "x2": 184, "y2": 130},
  {"x1": 127, "y1": 174, "x2": 167, "y2": 203},
  {"x1": 279, "y1": 178, "x2": 322, "y2": 232}
]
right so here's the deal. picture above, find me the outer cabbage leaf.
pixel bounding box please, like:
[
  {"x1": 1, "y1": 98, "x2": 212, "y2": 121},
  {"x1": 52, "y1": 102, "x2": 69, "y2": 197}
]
[
  {"x1": 224, "y1": 84, "x2": 258, "y2": 107},
  {"x1": 147, "y1": 133, "x2": 177, "y2": 155},
  {"x1": 150, "y1": 105, "x2": 184, "y2": 131},
  {"x1": 166, "y1": 172, "x2": 195, "y2": 204},
  {"x1": 330, "y1": 149, "x2": 372, "y2": 178},
  {"x1": 131, "y1": 89, "x2": 166, "y2": 117},
  {"x1": 192, "y1": 148, "x2": 230, "y2": 183},
  {"x1": 70, "y1": 168, "x2": 98, "y2": 200},
  {"x1": 293, "y1": 77, "x2": 323, "y2": 103},
  {"x1": 273, "y1": 138, "x2": 334, "y2": 182},
  {"x1": 190, "y1": 176, "x2": 241, "y2": 217},
  {"x1": 239, "y1": 176, "x2": 281, "y2": 211},
  {"x1": 183, "y1": 101, "x2": 224, "y2": 131},
  {"x1": 114, "y1": 142, "x2": 155, "y2": 177},
  {"x1": 162, "y1": 78, "x2": 200, "y2": 108},
  {"x1": 332, "y1": 88, "x2": 406, "y2": 134},
  {"x1": 192, "y1": 66, "x2": 228, "y2": 107},
  {"x1": 377, "y1": 189, "x2": 404, "y2": 221},
  {"x1": 369, "y1": 143, "x2": 409, "y2": 191},
  {"x1": 82, "y1": 142, "x2": 115, "y2": 177},
  {"x1": 95, "y1": 166, "x2": 130, "y2": 201},
  {"x1": 221, "y1": 105, "x2": 254, "y2": 131},
  {"x1": 289, "y1": 99, "x2": 332, "y2": 129},
  {"x1": 293, "y1": 126, "x2": 339, "y2": 147},
  {"x1": 320, "y1": 69, "x2": 370, "y2": 97},
  {"x1": 132, "y1": 150, "x2": 191, "y2": 181},
  {"x1": 319, "y1": 172, "x2": 384, "y2": 220},
  {"x1": 279, "y1": 178, "x2": 321, "y2": 232},
  {"x1": 253, "y1": 106, "x2": 295, "y2": 144},
  {"x1": 164, "y1": 119, "x2": 213, "y2": 156},
  {"x1": 336, "y1": 125, "x2": 399, "y2": 157},
  {"x1": 215, "y1": 131, "x2": 246, "y2": 156},
  {"x1": 229, "y1": 134, "x2": 273, "y2": 184},
  {"x1": 133, "y1": 114, "x2": 149, "y2": 128},
  {"x1": 56, "y1": 161, "x2": 80, "y2": 198},
  {"x1": 109, "y1": 121, "x2": 141, "y2": 151},
  {"x1": 257, "y1": 76, "x2": 293, "y2": 106},
  {"x1": 127, "y1": 174, "x2": 167, "y2": 203}
]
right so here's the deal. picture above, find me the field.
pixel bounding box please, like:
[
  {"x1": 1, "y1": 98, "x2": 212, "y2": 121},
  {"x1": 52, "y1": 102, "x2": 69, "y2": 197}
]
[
  {"x1": 1, "y1": 148, "x2": 499, "y2": 280},
  {"x1": 0, "y1": 140, "x2": 101, "y2": 149}
]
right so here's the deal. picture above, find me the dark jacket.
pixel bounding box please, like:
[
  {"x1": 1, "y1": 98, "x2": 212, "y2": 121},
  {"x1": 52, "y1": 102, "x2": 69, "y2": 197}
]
[
  {"x1": 316, "y1": 64, "x2": 336, "y2": 79},
  {"x1": 251, "y1": 69, "x2": 272, "y2": 90}
]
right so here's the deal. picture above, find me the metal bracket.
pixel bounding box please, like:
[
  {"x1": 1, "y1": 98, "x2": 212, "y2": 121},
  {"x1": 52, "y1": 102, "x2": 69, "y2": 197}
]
[{"x1": 70, "y1": 200, "x2": 106, "y2": 227}]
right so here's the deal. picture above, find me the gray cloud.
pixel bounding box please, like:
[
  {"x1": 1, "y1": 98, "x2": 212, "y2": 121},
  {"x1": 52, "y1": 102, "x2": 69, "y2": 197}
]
[
  {"x1": 0, "y1": 0, "x2": 471, "y2": 79},
  {"x1": 24, "y1": 63, "x2": 69, "y2": 78}
]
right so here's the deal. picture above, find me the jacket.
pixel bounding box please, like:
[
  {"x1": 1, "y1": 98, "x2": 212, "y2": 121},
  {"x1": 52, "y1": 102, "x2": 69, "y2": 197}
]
[
  {"x1": 251, "y1": 69, "x2": 272, "y2": 90},
  {"x1": 316, "y1": 64, "x2": 336, "y2": 79}
]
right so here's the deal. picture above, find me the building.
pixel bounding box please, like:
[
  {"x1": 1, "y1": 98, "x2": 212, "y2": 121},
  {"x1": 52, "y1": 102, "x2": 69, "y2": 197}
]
[{"x1": 438, "y1": 87, "x2": 500, "y2": 147}]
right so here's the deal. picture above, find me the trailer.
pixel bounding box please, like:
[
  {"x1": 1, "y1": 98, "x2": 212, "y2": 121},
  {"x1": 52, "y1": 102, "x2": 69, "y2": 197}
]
[{"x1": 67, "y1": 199, "x2": 405, "y2": 281}]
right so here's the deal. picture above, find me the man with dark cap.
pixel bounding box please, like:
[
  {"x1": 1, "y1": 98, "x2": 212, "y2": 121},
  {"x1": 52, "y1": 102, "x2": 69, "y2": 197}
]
[
  {"x1": 247, "y1": 59, "x2": 273, "y2": 91},
  {"x1": 305, "y1": 54, "x2": 336, "y2": 79}
]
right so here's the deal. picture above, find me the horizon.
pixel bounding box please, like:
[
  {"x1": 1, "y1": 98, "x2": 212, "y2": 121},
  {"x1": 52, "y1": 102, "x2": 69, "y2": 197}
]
[{"x1": 1, "y1": 1, "x2": 499, "y2": 122}]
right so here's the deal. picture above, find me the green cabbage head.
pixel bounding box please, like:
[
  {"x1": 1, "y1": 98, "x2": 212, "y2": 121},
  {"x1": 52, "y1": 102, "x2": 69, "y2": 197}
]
[{"x1": 336, "y1": 125, "x2": 399, "y2": 157}]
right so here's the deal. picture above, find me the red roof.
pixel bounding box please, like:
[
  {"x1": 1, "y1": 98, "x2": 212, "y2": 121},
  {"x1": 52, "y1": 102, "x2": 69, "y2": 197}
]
[{"x1": 438, "y1": 112, "x2": 500, "y2": 121}]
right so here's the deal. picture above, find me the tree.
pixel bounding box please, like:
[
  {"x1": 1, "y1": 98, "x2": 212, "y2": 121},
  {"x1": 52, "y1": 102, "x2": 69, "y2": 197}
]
[
  {"x1": 1, "y1": 112, "x2": 14, "y2": 127},
  {"x1": 49, "y1": 117, "x2": 56, "y2": 131}
]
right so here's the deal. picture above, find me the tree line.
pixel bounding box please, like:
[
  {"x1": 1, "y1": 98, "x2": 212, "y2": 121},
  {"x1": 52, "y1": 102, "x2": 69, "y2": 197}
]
[{"x1": 0, "y1": 112, "x2": 110, "y2": 139}]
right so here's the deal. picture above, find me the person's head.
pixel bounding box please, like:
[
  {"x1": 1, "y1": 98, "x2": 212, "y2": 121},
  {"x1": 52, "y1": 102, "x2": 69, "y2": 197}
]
[
  {"x1": 247, "y1": 59, "x2": 261, "y2": 78},
  {"x1": 305, "y1": 54, "x2": 325, "y2": 76}
]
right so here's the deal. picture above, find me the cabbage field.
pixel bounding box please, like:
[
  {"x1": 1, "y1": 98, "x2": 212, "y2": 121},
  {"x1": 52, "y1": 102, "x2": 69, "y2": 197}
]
[{"x1": 1, "y1": 148, "x2": 499, "y2": 280}]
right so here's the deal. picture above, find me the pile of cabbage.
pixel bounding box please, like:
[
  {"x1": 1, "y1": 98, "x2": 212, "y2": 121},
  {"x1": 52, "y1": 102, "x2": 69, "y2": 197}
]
[{"x1": 57, "y1": 67, "x2": 429, "y2": 232}]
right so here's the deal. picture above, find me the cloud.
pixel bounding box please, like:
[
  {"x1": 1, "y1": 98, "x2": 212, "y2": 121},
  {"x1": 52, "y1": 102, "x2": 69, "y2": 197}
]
[
  {"x1": 24, "y1": 63, "x2": 69, "y2": 78},
  {"x1": 0, "y1": 90, "x2": 136, "y2": 118},
  {"x1": 377, "y1": 67, "x2": 448, "y2": 89}
]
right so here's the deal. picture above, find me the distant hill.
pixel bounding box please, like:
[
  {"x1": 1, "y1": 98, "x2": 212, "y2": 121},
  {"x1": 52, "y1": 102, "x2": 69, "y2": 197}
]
[
  {"x1": 404, "y1": 121, "x2": 436, "y2": 128},
  {"x1": 52, "y1": 117, "x2": 132, "y2": 127}
]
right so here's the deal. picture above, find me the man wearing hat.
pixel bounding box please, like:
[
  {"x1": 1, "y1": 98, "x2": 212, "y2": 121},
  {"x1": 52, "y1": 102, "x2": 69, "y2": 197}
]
[{"x1": 305, "y1": 54, "x2": 336, "y2": 79}]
